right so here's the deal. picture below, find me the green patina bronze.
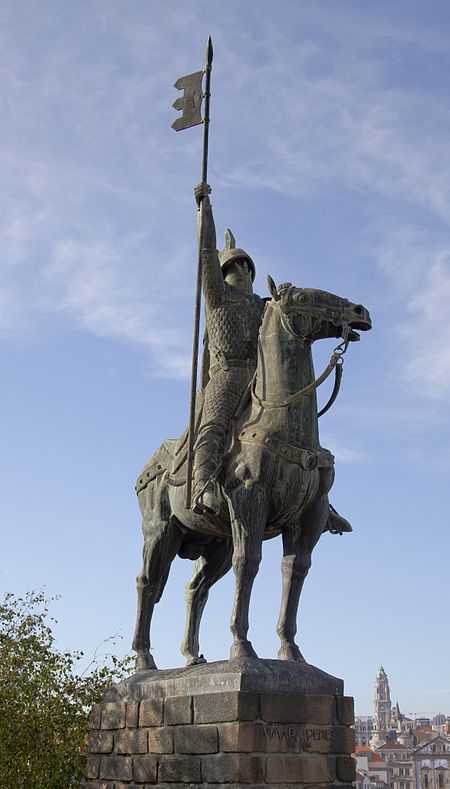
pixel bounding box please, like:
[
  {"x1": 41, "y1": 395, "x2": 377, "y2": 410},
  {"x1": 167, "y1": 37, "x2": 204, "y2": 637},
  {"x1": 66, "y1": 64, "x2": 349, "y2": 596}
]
[{"x1": 132, "y1": 185, "x2": 372, "y2": 671}]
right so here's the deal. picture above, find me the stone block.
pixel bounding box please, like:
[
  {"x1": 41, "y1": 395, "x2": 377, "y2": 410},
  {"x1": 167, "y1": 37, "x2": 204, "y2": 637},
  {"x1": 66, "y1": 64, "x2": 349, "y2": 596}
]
[
  {"x1": 99, "y1": 753, "x2": 133, "y2": 781},
  {"x1": 200, "y1": 786, "x2": 294, "y2": 789},
  {"x1": 265, "y1": 754, "x2": 336, "y2": 784},
  {"x1": 89, "y1": 703, "x2": 102, "y2": 729},
  {"x1": 337, "y1": 755, "x2": 356, "y2": 782},
  {"x1": 332, "y1": 785, "x2": 354, "y2": 789},
  {"x1": 260, "y1": 692, "x2": 335, "y2": 725},
  {"x1": 336, "y1": 696, "x2": 354, "y2": 726},
  {"x1": 331, "y1": 725, "x2": 355, "y2": 754},
  {"x1": 139, "y1": 697, "x2": 164, "y2": 727},
  {"x1": 126, "y1": 700, "x2": 140, "y2": 728},
  {"x1": 194, "y1": 690, "x2": 259, "y2": 723},
  {"x1": 164, "y1": 694, "x2": 192, "y2": 725},
  {"x1": 88, "y1": 784, "x2": 110, "y2": 789},
  {"x1": 262, "y1": 723, "x2": 310, "y2": 753},
  {"x1": 115, "y1": 727, "x2": 148, "y2": 754},
  {"x1": 304, "y1": 785, "x2": 339, "y2": 789},
  {"x1": 147, "y1": 786, "x2": 199, "y2": 789},
  {"x1": 132, "y1": 754, "x2": 158, "y2": 782},
  {"x1": 219, "y1": 721, "x2": 265, "y2": 752},
  {"x1": 101, "y1": 701, "x2": 126, "y2": 730},
  {"x1": 262, "y1": 723, "x2": 348, "y2": 755},
  {"x1": 85, "y1": 755, "x2": 100, "y2": 779},
  {"x1": 148, "y1": 725, "x2": 174, "y2": 753},
  {"x1": 84, "y1": 783, "x2": 110, "y2": 789},
  {"x1": 201, "y1": 752, "x2": 264, "y2": 784},
  {"x1": 174, "y1": 724, "x2": 218, "y2": 754},
  {"x1": 87, "y1": 729, "x2": 114, "y2": 754},
  {"x1": 114, "y1": 784, "x2": 143, "y2": 789},
  {"x1": 158, "y1": 754, "x2": 201, "y2": 783}
]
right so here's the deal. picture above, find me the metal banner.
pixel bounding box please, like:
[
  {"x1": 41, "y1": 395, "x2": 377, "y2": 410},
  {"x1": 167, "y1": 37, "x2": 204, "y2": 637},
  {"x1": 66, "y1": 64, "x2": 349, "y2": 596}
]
[{"x1": 171, "y1": 70, "x2": 204, "y2": 131}]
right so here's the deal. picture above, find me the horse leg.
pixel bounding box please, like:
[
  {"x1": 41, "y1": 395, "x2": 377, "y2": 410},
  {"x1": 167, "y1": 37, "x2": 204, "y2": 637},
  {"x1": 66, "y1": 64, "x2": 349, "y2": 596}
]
[
  {"x1": 277, "y1": 494, "x2": 329, "y2": 662},
  {"x1": 181, "y1": 538, "x2": 233, "y2": 666},
  {"x1": 227, "y1": 484, "x2": 268, "y2": 659},
  {"x1": 132, "y1": 516, "x2": 182, "y2": 670}
]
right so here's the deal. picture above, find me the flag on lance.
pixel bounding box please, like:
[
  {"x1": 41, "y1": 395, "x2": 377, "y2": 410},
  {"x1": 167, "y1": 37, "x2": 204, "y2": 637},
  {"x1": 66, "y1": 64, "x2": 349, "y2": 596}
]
[{"x1": 171, "y1": 71, "x2": 204, "y2": 131}]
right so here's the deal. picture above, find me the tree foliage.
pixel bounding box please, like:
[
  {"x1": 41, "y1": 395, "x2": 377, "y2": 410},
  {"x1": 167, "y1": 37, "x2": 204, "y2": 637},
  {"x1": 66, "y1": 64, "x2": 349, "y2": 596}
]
[{"x1": 0, "y1": 590, "x2": 132, "y2": 788}]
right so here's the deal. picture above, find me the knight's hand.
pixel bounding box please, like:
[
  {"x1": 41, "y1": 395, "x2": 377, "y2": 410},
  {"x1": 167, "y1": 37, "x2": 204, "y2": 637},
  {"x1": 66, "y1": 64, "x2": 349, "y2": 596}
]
[
  {"x1": 194, "y1": 182, "x2": 211, "y2": 207},
  {"x1": 348, "y1": 330, "x2": 360, "y2": 342}
]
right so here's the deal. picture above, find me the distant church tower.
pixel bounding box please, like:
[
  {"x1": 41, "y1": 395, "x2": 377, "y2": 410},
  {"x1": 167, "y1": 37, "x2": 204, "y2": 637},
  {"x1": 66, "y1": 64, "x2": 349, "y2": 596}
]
[{"x1": 370, "y1": 665, "x2": 392, "y2": 748}]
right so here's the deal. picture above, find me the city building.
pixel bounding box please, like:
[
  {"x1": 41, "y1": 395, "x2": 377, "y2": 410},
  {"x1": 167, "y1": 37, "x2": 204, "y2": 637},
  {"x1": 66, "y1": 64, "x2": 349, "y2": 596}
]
[
  {"x1": 354, "y1": 667, "x2": 450, "y2": 788},
  {"x1": 371, "y1": 666, "x2": 393, "y2": 749},
  {"x1": 356, "y1": 716, "x2": 375, "y2": 747},
  {"x1": 412, "y1": 737, "x2": 450, "y2": 789}
]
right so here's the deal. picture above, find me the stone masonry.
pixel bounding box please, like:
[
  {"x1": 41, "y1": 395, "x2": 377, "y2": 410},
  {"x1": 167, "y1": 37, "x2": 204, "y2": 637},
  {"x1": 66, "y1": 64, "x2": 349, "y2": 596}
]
[{"x1": 85, "y1": 673, "x2": 355, "y2": 787}]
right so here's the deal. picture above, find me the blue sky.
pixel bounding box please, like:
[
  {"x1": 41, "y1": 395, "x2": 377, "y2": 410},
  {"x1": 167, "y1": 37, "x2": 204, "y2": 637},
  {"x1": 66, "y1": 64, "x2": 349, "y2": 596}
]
[{"x1": 1, "y1": 0, "x2": 450, "y2": 717}]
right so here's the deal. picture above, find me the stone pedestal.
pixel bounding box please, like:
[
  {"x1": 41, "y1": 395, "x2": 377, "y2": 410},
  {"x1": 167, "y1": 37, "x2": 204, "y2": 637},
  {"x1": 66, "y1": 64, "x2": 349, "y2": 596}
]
[{"x1": 85, "y1": 659, "x2": 355, "y2": 788}]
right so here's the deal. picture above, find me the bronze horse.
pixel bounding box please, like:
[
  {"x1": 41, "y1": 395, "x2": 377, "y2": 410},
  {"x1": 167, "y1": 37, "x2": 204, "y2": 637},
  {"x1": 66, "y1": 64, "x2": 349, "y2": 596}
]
[{"x1": 132, "y1": 280, "x2": 371, "y2": 670}]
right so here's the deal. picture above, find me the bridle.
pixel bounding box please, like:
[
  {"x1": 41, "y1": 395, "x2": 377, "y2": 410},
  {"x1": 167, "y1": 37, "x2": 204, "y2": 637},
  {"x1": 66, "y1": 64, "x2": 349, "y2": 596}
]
[{"x1": 251, "y1": 291, "x2": 352, "y2": 414}]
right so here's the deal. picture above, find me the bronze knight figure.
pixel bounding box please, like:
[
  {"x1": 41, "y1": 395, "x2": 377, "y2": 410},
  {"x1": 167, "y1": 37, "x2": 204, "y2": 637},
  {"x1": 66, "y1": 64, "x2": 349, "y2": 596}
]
[
  {"x1": 132, "y1": 182, "x2": 371, "y2": 671},
  {"x1": 192, "y1": 183, "x2": 265, "y2": 516}
]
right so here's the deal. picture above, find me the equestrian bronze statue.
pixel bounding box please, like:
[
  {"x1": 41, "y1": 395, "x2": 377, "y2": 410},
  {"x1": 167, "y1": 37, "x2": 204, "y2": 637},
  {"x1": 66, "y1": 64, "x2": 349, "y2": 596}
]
[{"x1": 132, "y1": 184, "x2": 371, "y2": 671}]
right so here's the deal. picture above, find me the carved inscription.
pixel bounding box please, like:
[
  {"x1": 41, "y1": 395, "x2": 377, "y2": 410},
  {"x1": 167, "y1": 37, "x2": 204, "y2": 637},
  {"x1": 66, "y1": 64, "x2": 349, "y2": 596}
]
[{"x1": 264, "y1": 725, "x2": 335, "y2": 753}]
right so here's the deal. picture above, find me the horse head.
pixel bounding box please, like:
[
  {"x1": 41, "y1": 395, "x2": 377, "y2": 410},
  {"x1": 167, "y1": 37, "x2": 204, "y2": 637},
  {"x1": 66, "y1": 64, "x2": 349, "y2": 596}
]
[{"x1": 266, "y1": 275, "x2": 372, "y2": 343}]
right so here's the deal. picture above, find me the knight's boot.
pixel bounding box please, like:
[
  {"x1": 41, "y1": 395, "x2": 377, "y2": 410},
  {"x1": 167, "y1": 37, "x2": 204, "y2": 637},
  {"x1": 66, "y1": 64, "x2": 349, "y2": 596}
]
[
  {"x1": 192, "y1": 425, "x2": 224, "y2": 516},
  {"x1": 327, "y1": 503, "x2": 352, "y2": 535}
]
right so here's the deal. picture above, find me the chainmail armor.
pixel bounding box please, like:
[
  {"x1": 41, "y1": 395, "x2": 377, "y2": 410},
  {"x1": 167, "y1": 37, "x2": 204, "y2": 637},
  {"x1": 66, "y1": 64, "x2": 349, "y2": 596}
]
[{"x1": 192, "y1": 248, "x2": 264, "y2": 511}]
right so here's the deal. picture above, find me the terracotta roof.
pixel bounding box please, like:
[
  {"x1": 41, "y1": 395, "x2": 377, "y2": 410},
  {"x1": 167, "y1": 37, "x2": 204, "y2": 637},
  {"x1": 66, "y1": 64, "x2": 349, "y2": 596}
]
[
  {"x1": 355, "y1": 746, "x2": 384, "y2": 763},
  {"x1": 414, "y1": 728, "x2": 436, "y2": 743},
  {"x1": 379, "y1": 740, "x2": 405, "y2": 750}
]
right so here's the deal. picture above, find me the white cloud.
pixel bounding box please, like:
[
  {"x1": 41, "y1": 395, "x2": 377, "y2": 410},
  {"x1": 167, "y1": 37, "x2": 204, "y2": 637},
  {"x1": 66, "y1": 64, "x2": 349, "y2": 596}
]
[
  {"x1": 1, "y1": 1, "x2": 449, "y2": 396},
  {"x1": 402, "y1": 253, "x2": 450, "y2": 397},
  {"x1": 373, "y1": 225, "x2": 450, "y2": 399}
]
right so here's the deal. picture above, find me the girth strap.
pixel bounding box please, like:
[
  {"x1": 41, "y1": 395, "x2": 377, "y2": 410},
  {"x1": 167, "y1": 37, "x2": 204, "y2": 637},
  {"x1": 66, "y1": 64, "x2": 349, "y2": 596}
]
[{"x1": 238, "y1": 428, "x2": 334, "y2": 470}]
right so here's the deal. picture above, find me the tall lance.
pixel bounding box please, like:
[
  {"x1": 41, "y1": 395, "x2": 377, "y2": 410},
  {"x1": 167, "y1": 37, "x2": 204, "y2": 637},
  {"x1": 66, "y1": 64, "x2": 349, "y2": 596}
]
[{"x1": 171, "y1": 37, "x2": 213, "y2": 508}]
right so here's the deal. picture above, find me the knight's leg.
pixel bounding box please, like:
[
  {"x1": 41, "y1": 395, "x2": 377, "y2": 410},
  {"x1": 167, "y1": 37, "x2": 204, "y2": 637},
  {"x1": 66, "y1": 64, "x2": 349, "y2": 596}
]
[
  {"x1": 192, "y1": 423, "x2": 226, "y2": 515},
  {"x1": 132, "y1": 516, "x2": 183, "y2": 670},
  {"x1": 181, "y1": 538, "x2": 233, "y2": 665},
  {"x1": 227, "y1": 483, "x2": 268, "y2": 659},
  {"x1": 193, "y1": 369, "x2": 250, "y2": 516},
  {"x1": 277, "y1": 494, "x2": 329, "y2": 662}
]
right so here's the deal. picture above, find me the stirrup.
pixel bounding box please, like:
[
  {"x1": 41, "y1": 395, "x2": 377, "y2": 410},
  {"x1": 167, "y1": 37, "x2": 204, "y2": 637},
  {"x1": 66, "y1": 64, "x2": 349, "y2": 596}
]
[{"x1": 192, "y1": 480, "x2": 220, "y2": 515}]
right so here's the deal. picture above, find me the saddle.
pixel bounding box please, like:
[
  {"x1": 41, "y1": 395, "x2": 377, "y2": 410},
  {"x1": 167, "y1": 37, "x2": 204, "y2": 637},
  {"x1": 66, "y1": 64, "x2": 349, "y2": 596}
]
[
  {"x1": 135, "y1": 377, "x2": 253, "y2": 496},
  {"x1": 134, "y1": 392, "x2": 352, "y2": 536},
  {"x1": 135, "y1": 392, "x2": 203, "y2": 495}
]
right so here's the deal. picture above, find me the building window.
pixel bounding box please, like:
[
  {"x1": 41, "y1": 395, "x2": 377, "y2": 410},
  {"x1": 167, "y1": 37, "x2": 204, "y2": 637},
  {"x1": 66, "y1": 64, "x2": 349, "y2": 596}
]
[
  {"x1": 439, "y1": 774, "x2": 444, "y2": 788},
  {"x1": 424, "y1": 774, "x2": 429, "y2": 787}
]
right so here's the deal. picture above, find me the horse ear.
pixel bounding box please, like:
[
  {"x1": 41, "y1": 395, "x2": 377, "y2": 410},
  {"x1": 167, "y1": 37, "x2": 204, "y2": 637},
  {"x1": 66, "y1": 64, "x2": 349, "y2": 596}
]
[
  {"x1": 224, "y1": 228, "x2": 236, "y2": 250},
  {"x1": 267, "y1": 274, "x2": 280, "y2": 301}
]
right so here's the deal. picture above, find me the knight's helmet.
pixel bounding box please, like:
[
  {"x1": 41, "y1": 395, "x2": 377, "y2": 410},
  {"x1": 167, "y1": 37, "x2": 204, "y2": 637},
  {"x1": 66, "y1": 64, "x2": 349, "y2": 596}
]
[{"x1": 219, "y1": 228, "x2": 256, "y2": 282}]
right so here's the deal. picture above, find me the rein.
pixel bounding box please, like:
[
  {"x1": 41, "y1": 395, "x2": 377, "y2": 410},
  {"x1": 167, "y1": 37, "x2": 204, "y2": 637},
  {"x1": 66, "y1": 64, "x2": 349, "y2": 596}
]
[{"x1": 251, "y1": 300, "x2": 351, "y2": 412}]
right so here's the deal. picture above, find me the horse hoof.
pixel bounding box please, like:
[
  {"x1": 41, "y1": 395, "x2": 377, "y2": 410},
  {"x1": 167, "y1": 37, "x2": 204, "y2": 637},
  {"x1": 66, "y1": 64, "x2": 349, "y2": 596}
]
[
  {"x1": 277, "y1": 644, "x2": 306, "y2": 662},
  {"x1": 135, "y1": 651, "x2": 158, "y2": 671},
  {"x1": 230, "y1": 639, "x2": 258, "y2": 659},
  {"x1": 186, "y1": 654, "x2": 207, "y2": 666}
]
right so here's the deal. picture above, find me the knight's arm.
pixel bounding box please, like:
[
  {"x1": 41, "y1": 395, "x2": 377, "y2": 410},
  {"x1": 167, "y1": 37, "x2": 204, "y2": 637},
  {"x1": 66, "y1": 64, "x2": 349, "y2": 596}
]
[{"x1": 195, "y1": 187, "x2": 224, "y2": 307}]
